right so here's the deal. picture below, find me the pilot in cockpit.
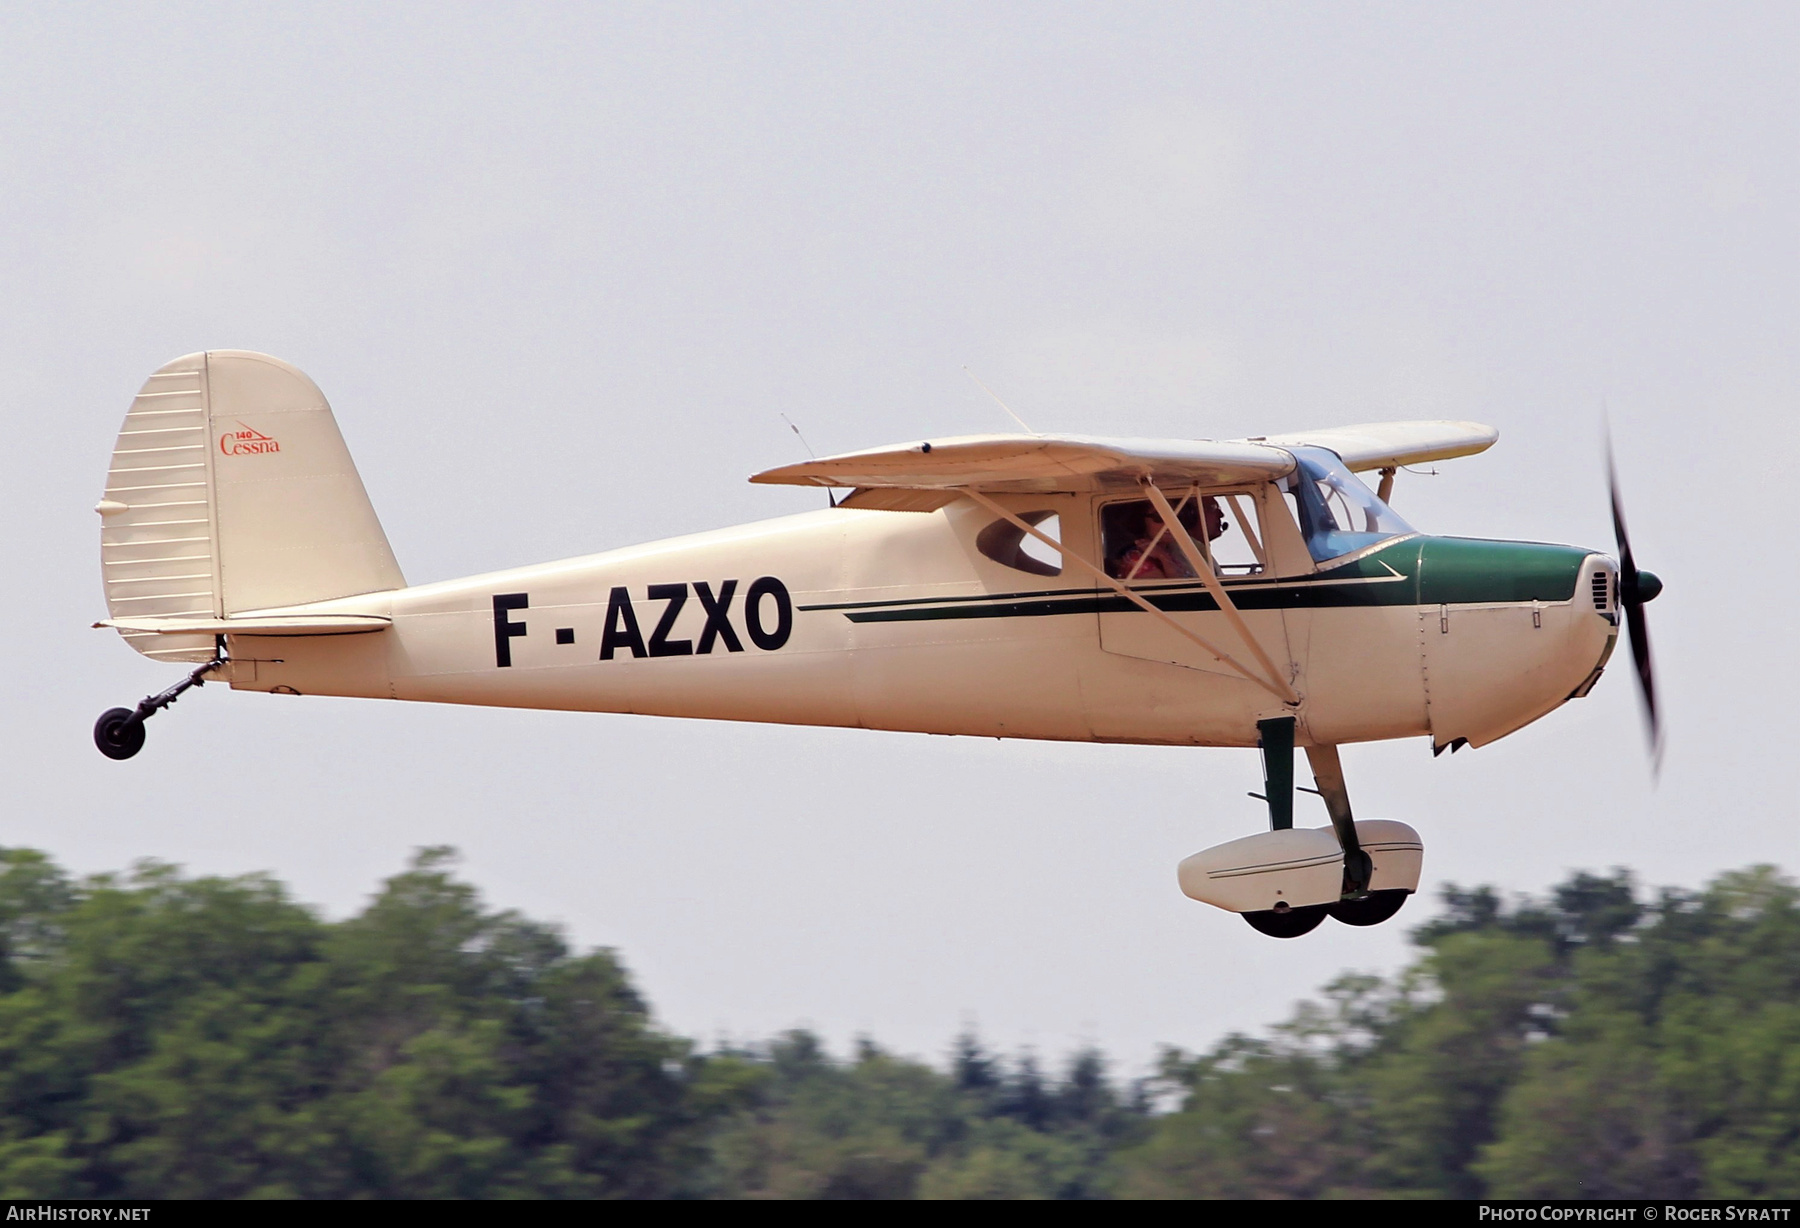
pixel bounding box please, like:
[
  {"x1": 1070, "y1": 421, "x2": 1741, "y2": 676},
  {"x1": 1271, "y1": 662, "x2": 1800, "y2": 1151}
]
[{"x1": 1111, "y1": 496, "x2": 1228, "y2": 580}]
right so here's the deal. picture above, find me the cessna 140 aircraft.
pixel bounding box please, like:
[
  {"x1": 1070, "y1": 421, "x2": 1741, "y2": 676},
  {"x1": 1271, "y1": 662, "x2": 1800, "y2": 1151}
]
[{"x1": 90, "y1": 351, "x2": 1662, "y2": 937}]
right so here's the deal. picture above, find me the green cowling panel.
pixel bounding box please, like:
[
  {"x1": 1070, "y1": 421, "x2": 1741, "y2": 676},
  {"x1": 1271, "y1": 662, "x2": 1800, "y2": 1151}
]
[{"x1": 1414, "y1": 537, "x2": 1588, "y2": 605}]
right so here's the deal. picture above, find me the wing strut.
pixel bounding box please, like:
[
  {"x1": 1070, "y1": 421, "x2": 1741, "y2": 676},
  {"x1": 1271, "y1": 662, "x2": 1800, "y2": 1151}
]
[
  {"x1": 959, "y1": 489, "x2": 1298, "y2": 705},
  {"x1": 1138, "y1": 481, "x2": 1300, "y2": 705}
]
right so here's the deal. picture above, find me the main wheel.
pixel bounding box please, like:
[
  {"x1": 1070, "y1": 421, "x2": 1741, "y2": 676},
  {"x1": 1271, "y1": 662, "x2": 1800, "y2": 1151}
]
[
  {"x1": 1243, "y1": 904, "x2": 1329, "y2": 938},
  {"x1": 1328, "y1": 889, "x2": 1411, "y2": 927},
  {"x1": 94, "y1": 708, "x2": 146, "y2": 760}
]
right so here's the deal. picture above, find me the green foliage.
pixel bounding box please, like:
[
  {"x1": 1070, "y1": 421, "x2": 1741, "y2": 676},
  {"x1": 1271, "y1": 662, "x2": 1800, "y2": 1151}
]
[
  {"x1": 0, "y1": 846, "x2": 1795, "y2": 1198},
  {"x1": 1119, "y1": 866, "x2": 1800, "y2": 1199},
  {"x1": 695, "y1": 1032, "x2": 1144, "y2": 1198},
  {"x1": 0, "y1": 847, "x2": 702, "y2": 1198}
]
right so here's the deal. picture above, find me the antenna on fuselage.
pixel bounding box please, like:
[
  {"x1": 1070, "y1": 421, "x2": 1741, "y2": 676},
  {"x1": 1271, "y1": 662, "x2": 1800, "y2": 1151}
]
[
  {"x1": 779, "y1": 413, "x2": 837, "y2": 507},
  {"x1": 962, "y1": 367, "x2": 1036, "y2": 435}
]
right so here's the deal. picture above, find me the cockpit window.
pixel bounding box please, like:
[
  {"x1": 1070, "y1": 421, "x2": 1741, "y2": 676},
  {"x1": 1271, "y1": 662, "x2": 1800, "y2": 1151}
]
[
  {"x1": 1282, "y1": 446, "x2": 1414, "y2": 562},
  {"x1": 976, "y1": 512, "x2": 1062, "y2": 576},
  {"x1": 1100, "y1": 495, "x2": 1265, "y2": 580},
  {"x1": 1102, "y1": 499, "x2": 1199, "y2": 580}
]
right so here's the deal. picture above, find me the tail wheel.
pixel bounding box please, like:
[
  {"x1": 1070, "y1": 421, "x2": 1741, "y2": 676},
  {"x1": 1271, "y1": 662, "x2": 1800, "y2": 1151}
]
[
  {"x1": 1243, "y1": 904, "x2": 1329, "y2": 938},
  {"x1": 94, "y1": 708, "x2": 146, "y2": 761},
  {"x1": 1328, "y1": 889, "x2": 1411, "y2": 927}
]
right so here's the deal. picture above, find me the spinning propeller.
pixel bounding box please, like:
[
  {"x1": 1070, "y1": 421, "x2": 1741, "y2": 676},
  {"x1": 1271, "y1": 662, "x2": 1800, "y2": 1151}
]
[{"x1": 1607, "y1": 441, "x2": 1664, "y2": 771}]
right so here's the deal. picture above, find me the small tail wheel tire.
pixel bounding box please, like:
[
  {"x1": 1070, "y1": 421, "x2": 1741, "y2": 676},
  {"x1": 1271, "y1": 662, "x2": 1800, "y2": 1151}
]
[
  {"x1": 1328, "y1": 889, "x2": 1411, "y2": 927},
  {"x1": 1243, "y1": 904, "x2": 1329, "y2": 938},
  {"x1": 94, "y1": 708, "x2": 146, "y2": 760}
]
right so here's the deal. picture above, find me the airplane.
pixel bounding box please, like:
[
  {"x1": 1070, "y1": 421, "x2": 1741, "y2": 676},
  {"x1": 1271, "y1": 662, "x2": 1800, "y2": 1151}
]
[{"x1": 89, "y1": 350, "x2": 1662, "y2": 938}]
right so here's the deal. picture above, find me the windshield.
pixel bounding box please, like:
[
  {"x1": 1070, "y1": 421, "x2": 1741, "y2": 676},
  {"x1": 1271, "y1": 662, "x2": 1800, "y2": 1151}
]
[{"x1": 1282, "y1": 446, "x2": 1414, "y2": 562}]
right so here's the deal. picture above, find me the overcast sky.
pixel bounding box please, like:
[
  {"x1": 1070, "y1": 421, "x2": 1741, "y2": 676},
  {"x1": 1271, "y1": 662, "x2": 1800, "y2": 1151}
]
[{"x1": 4, "y1": 2, "x2": 1794, "y2": 1072}]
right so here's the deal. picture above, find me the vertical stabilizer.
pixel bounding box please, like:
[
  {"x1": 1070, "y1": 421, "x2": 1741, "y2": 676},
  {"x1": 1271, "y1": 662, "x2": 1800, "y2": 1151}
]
[{"x1": 99, "y1": 351, "x2": 405, "y2": 662}]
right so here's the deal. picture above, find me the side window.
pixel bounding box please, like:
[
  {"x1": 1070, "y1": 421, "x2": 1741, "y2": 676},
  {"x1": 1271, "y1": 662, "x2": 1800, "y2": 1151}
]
[
  {"x1": 1208, "y1": 494, "x2": 1267, "y2": 576},
  {"x1": 976, "y1": 512, "x2": 1062, "y2": 577},
  {"x1": 1101, "y1": 495, "x2": 1267, "y2": 581}
]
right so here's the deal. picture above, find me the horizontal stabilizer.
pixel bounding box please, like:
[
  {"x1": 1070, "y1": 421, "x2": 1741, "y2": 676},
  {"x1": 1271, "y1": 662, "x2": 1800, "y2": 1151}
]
[{"x1": 96, "y1": 614, "x2": 392, "y2": 636}]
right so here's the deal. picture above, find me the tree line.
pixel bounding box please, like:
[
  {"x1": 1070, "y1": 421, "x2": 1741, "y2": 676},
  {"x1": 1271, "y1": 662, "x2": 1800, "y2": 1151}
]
[{"x1": 0, "y1": 845, "x2": 1794, "y2": 1198}]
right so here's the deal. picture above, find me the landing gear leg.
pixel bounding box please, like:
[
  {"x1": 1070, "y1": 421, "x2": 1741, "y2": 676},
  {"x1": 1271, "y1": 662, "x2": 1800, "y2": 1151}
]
[
  {"x1": 1304, "y1": 744, "x2": 1371, "y2": 899},
  {"x1": 1305, "y1": 744, "x2": 1411, "y2": 927},
  {"x1": 1242, "y1": 718, "x2": 1330, "y2": 937},
  {"x1": 93, "y1": 647, "x2": 225, "y2": 761},
  {"x1": 1256, "y1": 716, "x2": 1295, "y2": 831}
]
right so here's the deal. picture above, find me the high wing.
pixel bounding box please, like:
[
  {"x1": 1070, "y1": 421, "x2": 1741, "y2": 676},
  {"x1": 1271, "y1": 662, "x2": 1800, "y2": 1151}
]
[
  {"x1": 749, "y1": 433, "x2": 1296, "y2": 493},
  {"x1": 1256, "y1": 420, "x2": 1498, "y2": 472},
  {"x1": 749, "y1": 422, "x2": 1496, "y2": 495}
]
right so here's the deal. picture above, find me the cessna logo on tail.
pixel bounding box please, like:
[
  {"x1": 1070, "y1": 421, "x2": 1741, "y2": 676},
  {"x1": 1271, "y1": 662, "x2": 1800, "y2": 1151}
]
[
  {"x1": 219, "y1": 424, "x2": 280, "y2": 456},
  {"x1": 492, "y1": 578, "x2": 793, "y2": 668}
]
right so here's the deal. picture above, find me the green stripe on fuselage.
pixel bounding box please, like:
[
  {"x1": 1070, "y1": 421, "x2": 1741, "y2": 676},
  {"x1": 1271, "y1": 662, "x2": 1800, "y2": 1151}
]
[{"x1": 826, "y1": 536, "x2": 1591, "y2": 624}]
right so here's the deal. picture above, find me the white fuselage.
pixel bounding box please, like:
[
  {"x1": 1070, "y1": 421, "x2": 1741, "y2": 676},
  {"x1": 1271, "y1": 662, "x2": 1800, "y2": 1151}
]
[{"x1": 224, "y1": 489, "x2": 1618, "y2": 753}]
